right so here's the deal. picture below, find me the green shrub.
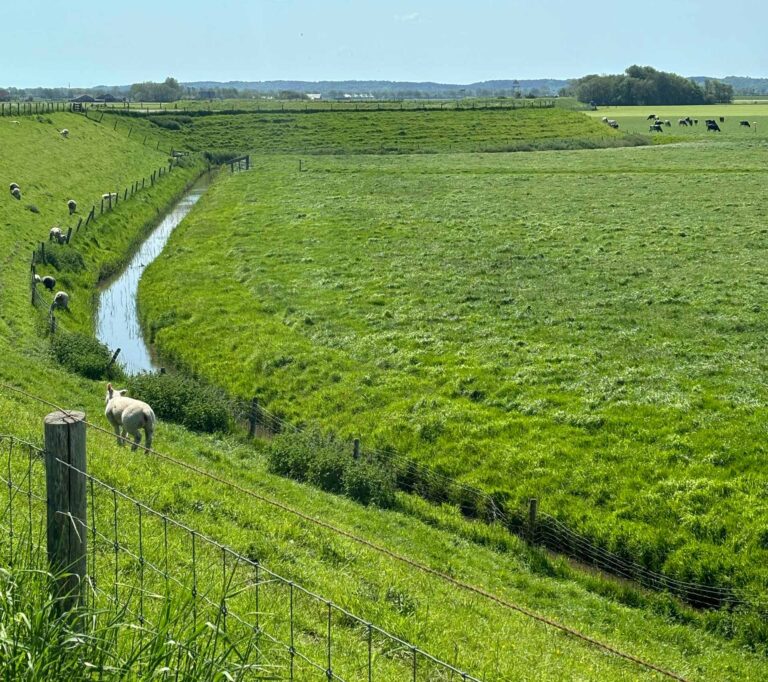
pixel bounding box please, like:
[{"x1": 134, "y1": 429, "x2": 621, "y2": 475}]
[
  {"x1": 51, "y1": 331, "x2": 118, "y2": 380},
  {"x1": 147, "y1": 116, "x2": 182, "y2": 130},
  {"x1": 127, "y1": 372, "x2": 230, "y2": 433},
  {"x1": 203, "y1": 149, "x2": 244, "y2": 165},
  {"x1": 43, "y1": 243, "x2": 85, "y2": 272},
  {"x1": 266, "y1": 430, "x2": 396, "y2": 508},
  {"x1": 344, "y1": 458, "x2": 397, "y2": 508}
]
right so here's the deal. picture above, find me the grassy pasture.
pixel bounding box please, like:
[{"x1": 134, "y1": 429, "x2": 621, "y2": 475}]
[
  {"x1": 585, "y1": 104, "x2": 768, "y2": 140},
  {"x1": 140, "y1": 144, "x2": 768, "y2": 603},
  {"x1": 1, "y1": 107, "x2": 768, "y2": 678},
  {"x1": 135, "y1": 107, "x2": 637, "y2": 155}
]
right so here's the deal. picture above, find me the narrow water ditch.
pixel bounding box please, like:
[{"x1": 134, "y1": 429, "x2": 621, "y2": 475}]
[{"x1": 96, "y1": 173, "x2": 211, "y2": 375}]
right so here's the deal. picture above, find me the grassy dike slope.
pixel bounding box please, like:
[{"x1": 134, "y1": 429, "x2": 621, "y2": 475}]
[
  {"x1": 168, "y1": 106, "x2": 635, "y2": 154},
  {"x1": 0, "y1": 114, "x2": 765, "y2": 679},
  {"x1": 139, "y1": 146, "x2": 768, "y2": 602}
]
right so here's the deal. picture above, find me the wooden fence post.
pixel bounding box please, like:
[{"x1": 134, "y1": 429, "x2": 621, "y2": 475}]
[
  {"x1": 528, "y1": 498, "x2": 538, "y2": 544},
  {"x1": 107, "y1": 348, "x2": 121, "y2": 371},
  {"x1": 65, "y1": 227, "x2": 73, "y2": 244},
  {"x1": 44, "y1": 410, "x2": 87, "y2": 613},
  {"x1": 353, "y1": 439, "x2": 360, "y2": 460},
  {"x1": 247, "y1": 397, "x2": 259, "y2": 439}
]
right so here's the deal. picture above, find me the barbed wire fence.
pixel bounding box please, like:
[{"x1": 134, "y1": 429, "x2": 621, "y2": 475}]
[{"x1": 0, "y1": 432, "x2": 482, "y2": 681}]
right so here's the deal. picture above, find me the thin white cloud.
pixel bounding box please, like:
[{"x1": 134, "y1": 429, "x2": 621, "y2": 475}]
[{"x1": 395, "y1": 12, "x2": 420, "y2": 23}]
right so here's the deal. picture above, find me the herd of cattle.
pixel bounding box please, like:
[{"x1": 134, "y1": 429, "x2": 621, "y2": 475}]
[{"x1": 600, "y1": 113, "x2": 755, "y2": 133}]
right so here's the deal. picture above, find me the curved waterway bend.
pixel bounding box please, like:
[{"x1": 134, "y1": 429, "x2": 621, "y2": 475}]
[{"x1": 96, "y1": 176, "x2": 209, "y2": 375}]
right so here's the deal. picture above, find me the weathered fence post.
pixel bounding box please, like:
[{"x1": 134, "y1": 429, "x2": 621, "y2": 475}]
[
  {"x1": 247, "y1": 397, "x2": 259, "y2": 439},
  {"x1": 65, "y1": 227, "x2": 73, "y2": 244},
  {"x1": 107, "y1": 348, "x2": 121, "y2": 371},
  {"x1": 353, "y1": 439, "x2": 360, "y2": 460},
  {"x1": 528, "y1": 498, "x2": 538, "y2": 544},
  {"x1": 44, "y1": 410, "x2": 87, "y2": 613}
]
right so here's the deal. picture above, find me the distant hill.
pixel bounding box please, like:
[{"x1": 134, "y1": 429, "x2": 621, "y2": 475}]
[{"x1": 182, "y1": 79, "x2": 571, "y2": 97}]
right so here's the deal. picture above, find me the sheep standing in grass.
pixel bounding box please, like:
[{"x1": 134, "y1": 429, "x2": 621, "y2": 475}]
[
  {"x1": 49, "y1": 226, "x2": 66, "y2": 243},
  {"x1": 67, "y1": 199, "x2": 77, "y2": 215},
  {"x1": 102, "y1": 192, "x2": 117, "y2": 201},
  {"x1": 105, "y1": 383, "x2": 156, "y2": 451},
  {"x1": 50, "y1": 291, "x2": 69, "y2": 312},
  {"x1": 34, "y1": 274, "x2": 56, "y2": 291},
  {"x1": 10, "y1": 183, "x2": 21, "y2": 200},
  {"x1": 59, "y1": 129, "x2": 69, "y2": 138}
]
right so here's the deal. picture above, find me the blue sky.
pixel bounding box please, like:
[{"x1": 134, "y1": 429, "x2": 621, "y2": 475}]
[{"x1": 6, "y1": 1, "x2": 767, "y2": 87}]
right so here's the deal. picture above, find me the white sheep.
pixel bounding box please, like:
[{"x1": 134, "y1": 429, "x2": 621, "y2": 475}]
[
  {"x1": 49, "y1": 226, "x2": 65, "y2": 243},
  {"x1": 102, "y1": 192, "x2": 118, "y2": 201},
  {"x1": 10, "y1": 184, "x2": 21, "y2": 200},
  {"x1": 67, "y1": 199, "x2": 77, "y2": 215},
  {"x1": 9, "y1": 183, "x2": 19, "y2": 192},
  {"x1": 105, "y1": 383, "x2": 156, "y2": 451},
  {"x1": 34, "y1": 274, "x2": 57, "y2": 291},
  {"x1": 59, "y1": 129, "x2": 69, "y2": 138},
  {"x1": 50, "y1": 291, "x2": 69, "y2": 311}
]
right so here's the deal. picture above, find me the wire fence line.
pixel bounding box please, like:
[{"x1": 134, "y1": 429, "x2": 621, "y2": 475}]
[
  {"x1": 223, "y1": 396, "x2": 747, "y2": 611},
  {"x1": 0, "y1": 387, "x2": 695, "y2": 681},
  {"x1": 0, "y1": 433, "x2": 482, "y2": 682}
]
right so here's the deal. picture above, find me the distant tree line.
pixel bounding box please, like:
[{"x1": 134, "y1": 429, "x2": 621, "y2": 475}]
[{"x1": 564, "y1": 66, "x2": 734, "y2": 105}]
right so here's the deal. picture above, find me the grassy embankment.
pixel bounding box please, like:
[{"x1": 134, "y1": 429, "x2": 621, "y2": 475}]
[
  {"x1": 1, "y1": 109, "x2": 767, "y2": 679},
  {"x1": 140, "y1": 141, "x2": 768, "y2": 616},
  {"x1": 100, "y1": 105, "x2": 645, "y2": 156}
]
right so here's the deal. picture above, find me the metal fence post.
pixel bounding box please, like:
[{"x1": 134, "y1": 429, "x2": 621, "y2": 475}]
[{"x1": 44, "y1": 410, "x2": 87, "y2": 612}]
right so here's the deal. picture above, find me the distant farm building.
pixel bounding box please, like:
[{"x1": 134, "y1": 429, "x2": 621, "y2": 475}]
[{"x1": 306, "y1": 93, "x2": 322, "y2": 101}]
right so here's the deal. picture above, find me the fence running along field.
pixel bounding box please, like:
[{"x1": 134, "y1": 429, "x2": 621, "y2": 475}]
[
  {"x1": 226, "y1": 398, "x2": 748, "y2": 612},
  {"x1": 0, "y1": 432, "x2": 482, "y2": 681},
  {"x1": 0, "y1": 101, "x2": 72, "y2": 117}
]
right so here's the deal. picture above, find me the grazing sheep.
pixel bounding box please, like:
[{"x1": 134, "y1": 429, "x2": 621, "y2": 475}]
[
  {"x1": 49, "y1": 226, "x2": 64, "y2": 243},
  {"x1": 67, "y1": 199, "x2": 77, "y2": 215},
  {"x1": 50, "y1": 291, "x2": 69, "y2": 312},
  {"x1": 102, "y1": 192, "x2": 118, "y2": 201},
  {"x1": 34, "y1": 274, "x2": 56, "y2": 291},
  {"x1": 59, "y1": 129, "x2": 69, "y2": 138},
  {"x1": 10, "y1": 120, "x2": 19, "y2": 125},
  {"x1": 105, "y1": 383, "x2": 156, "y2": 451},
  {"x1": 10, "y1": 184, "x2": 21, "y2": 200},
  {"x1": 9, "y1": 183, "x2": 19, "y2": 192}
]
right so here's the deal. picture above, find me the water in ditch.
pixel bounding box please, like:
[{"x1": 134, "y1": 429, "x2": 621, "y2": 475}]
[{"x1": 96, "y1": 175, "x2": 210, "y2": 375}]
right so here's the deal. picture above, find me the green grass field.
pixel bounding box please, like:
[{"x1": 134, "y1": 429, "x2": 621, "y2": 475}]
[
  {"x1": 2, "y1": 106, "x2": 768, "y2": 679},
  {"x1": 585, "y1": 104, "x2": 768, "y2": 140},
  {"x1": 100, "y1": 106, "x2": 637, "y2": 156},
  {"x1": 140, "y1": 142, "x2": 768, "y2": 604}
]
